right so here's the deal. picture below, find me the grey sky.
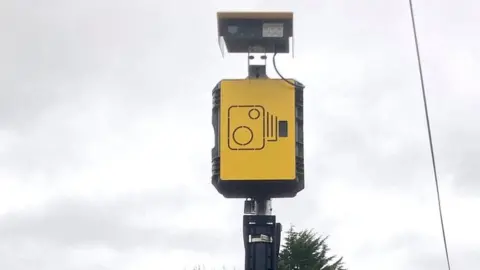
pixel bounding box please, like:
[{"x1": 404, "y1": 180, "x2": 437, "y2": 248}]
[{"x1": 1, "y1": 0, "x2": 479, "y2": 269}]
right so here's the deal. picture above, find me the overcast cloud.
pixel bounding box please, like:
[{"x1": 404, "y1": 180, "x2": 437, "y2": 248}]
[{"x1": 1, "y1": 0, "x2": 479, "y2": 269}]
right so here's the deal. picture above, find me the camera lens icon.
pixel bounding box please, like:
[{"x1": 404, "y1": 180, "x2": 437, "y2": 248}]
[
  {"x1": 232, "y1": 126, "x2": 254, "y2": 146},
  {"x1": 227, "y1": 106, "x2": 266, "y2": 150},
  {"x1": 231, "y1": 108, "x2": 261, "y2": 147}
]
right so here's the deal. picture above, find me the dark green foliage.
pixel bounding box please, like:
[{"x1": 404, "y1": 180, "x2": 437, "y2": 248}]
[{"x1": 278, "y1": 226, "x2": 346, "y2": 270}]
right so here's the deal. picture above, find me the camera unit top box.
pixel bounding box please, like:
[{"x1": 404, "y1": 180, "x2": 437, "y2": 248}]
[{"x1": 216, "y1": 12, "x2": 294, "y2": 54}]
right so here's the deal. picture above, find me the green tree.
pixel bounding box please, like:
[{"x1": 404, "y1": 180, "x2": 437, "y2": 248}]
[{"x1": 278, "y1": 226, "x2": 346, "y2": 270}]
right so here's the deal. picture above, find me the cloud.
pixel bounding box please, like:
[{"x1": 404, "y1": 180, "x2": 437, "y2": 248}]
[{"x1": 0, "y1": 190, "x2": 240, "y2": 252}]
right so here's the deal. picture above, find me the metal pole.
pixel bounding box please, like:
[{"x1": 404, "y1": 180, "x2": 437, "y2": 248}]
[
  {"x1": 247, "y1": 46, "x2": 268, "y2": 79},
  {"x1": 243, "y1": 198, "x2": 281, "y2": 270},
  {"x1": 254, "y1": 199, "x2": 272, "y2": 215}
]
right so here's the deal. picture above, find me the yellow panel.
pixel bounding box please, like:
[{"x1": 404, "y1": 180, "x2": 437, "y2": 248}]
[{"x1": 220, "y1": 79, "x2": 296, "y2": 181}]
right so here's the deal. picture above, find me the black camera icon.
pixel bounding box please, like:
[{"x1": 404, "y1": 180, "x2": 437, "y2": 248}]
[{"x1": 227, "y1": 105, "x2": 288, "y2": 151}]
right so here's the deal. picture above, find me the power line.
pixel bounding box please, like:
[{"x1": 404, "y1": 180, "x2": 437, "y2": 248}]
[{"x1": 407, "y1": 1, "x2": 452, "y2": 269}]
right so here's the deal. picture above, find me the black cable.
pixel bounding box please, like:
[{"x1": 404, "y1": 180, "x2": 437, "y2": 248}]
[
  {"x1": 272, "y1": 50, "x2": 298, "y2": 87},
  {"x1": 408, "y1": 1, "x2": 452, "y2": 269}
]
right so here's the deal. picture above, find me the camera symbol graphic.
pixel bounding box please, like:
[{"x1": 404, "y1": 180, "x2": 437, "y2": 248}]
[{"x1": 227, "y1": 105, "x2": 289, "y2": 151}]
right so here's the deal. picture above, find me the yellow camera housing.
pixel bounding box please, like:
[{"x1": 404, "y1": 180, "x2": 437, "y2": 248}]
[{"x1": 211, "y1": 78, "x2": 304, "y2": 198}]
